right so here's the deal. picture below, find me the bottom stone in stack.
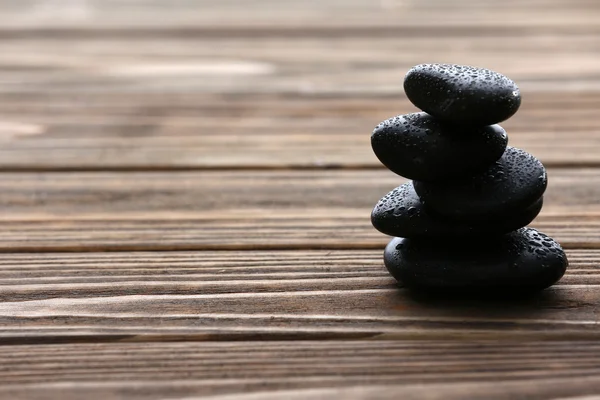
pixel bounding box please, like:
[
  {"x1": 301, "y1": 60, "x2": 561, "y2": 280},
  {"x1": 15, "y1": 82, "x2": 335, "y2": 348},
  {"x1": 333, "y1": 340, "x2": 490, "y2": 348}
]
[{"x1": 384, "y1": 228, "x2": 567, "y2": 292}]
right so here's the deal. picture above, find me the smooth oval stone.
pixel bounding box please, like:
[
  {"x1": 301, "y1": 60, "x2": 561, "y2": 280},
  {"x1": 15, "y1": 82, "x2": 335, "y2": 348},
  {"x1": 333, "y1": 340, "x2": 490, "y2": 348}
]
[
  {"x1": 372, "y1": 183, "x2": 542, "y2": 238},
  {"x1": 371, "y1": 112, "x2": 507, "y2": 181},
  {"x1": 404, "y1": 64, "x2": 521, "y2": 126},
  {"x1": 413, "y1": 147, "x2": 547, "y2": 221},
  {"x1": 384, "y1": 228, "x2": 568, "y2": 292}
]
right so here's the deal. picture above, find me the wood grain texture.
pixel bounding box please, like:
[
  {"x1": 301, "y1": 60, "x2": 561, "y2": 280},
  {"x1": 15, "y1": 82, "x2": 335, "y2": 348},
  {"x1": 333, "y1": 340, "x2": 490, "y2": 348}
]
[
  {"x1": 0, "y1": 12, "x2": 596, "y2": 169},
  {"x1": 0, "y1": 168, "x2": 595, "y2": 251},
  {"x1": 2, "y1": 341, "x2": 600, "y2": 399},
  {"x1": 0, "y1": 249, "x2": 598, "y2": 342},
  {"x1": 0, "y1": 0, "x2": 598, "y2": 398},
  {"x1": 0, "y1": 249, "x2": 597, "y2": 297},
  {"x1": 0, "y1": 0, "x2": 598, "y2": 31},
  {"x1": 0, "y1": 93, "x2": 598, "y2": 169}
]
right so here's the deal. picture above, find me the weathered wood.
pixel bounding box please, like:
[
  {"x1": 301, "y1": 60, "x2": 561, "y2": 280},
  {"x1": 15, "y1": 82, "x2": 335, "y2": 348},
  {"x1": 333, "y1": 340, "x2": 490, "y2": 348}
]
[
  {"x1": 0, "y1": 0, "x2": 598, "y2": 32},
  {"x1": 0, "y1": 249, "x2": 596, "y2": 296},
  {"x1": 0, "y1": 249, "x2": 598, "y2": 341},
  {"x1": 0, "y1": 25, "x2": 596, "y2": 169},
  {"x1": 5, "y1": 284, "x2": 600, "y2": 340},
  {"x1": 0, "y1": 93, "x2": 598, "y2": 169},
  {"x1": 0, "y1": 0, "x2": 597, "y2": 398},
  {"x1": 0, "y1": 216, "x2": 598, "y2": 252},
  {"x1": 2, "y1": 341, "x2": 600, "y2": 399},
  {"x1": 0, "y1": 169, "x2": 594, "y2": 251},
  {"x1": 0, "y1": 36, "x2": 598, "y2": 94}
]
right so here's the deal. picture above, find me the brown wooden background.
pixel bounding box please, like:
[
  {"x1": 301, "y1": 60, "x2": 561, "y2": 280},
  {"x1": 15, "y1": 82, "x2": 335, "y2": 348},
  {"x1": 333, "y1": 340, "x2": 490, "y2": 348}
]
[{"x1": 0, "y1": 0, "x2": 600, "y2": 398}]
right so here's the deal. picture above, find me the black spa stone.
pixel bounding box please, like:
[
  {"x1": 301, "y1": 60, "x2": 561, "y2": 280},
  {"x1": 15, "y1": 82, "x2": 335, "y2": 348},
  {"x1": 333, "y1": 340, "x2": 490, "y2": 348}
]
[
  {"x1": 372, "y1": 183, "x2": 542, "y2": 238},
  {"x1": 371, "y1": 112, "x2": 507, "y2": 181},
  {"x1": 384, "y1": 228, "x2": 568, "y2": 292},
  {"x1": 413, "y1": 147, "x2": 547, "y2": 222},
  {"x1": 404, "y1": 64, "x2": 521, "y2": 126}
]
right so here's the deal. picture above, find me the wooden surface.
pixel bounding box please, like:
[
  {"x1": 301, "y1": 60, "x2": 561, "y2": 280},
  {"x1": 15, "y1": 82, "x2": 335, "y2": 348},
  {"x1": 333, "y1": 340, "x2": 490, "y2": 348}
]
[{"x1": 1, "y1": 0, "x2": 600, "y2": 399}]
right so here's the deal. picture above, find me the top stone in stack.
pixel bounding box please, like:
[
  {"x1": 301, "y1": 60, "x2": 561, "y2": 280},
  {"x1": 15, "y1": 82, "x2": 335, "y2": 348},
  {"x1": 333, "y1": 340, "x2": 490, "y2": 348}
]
[
  {"x1": 370, "y1": 63, "x2": 567, "y2": 292},
  {"x1": 404, "y1": 63, "x2": 521, "y2": 126}
]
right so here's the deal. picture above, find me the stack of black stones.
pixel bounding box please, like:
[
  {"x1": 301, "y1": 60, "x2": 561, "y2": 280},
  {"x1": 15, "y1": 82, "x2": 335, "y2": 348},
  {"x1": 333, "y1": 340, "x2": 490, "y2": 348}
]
[{"x1": 371, "y1": 64, "x2": 568, "y2": 293}]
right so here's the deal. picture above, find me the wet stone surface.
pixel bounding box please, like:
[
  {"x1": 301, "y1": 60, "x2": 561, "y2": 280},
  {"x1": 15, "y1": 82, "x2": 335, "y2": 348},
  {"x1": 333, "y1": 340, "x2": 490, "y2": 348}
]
[
  {"x1": 372, "y1": 183, "x2": 543, "y2": 238},
  {"x1": 370, "y1": 63, "x2": 566, "y2": 293},
  {"x1": 413, "y1": 147, "x2": 547, "y2": 222},
  {"x1": 371, "y1": 112, "x2": 507, "y2": 181},
  {"x1": 384, "y1": 228, "x2": 568, "y2": 292},
  {"x1": 404, "y1": 63, "x2": 521, "y2": 126}
]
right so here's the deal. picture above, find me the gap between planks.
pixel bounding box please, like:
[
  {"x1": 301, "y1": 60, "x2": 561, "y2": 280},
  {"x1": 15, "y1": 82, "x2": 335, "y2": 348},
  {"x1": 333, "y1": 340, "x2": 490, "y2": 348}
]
[
  {"x1": 0, "y1": 242, "x2": 596, "y2": 254},
  {"x1": 0, "y1": 162, "x2": 597, "y2": 173},
  {"x1": 0, "y1": 25, "x2": 600, "y2": 39}
]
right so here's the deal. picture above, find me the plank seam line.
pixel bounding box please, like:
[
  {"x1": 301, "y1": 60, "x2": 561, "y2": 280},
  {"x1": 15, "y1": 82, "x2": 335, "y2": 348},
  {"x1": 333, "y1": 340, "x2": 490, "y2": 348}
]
[
  {"x1": 4, "y1": 331, "x2": 600, "y2": 347},
  {"x1": 0, "y1": 243, "x2": 597, "y2": 253},
  {"x1": 0, "y1": 162, "x2": 596, "y2": 172},
  {"x1": 0, "y1": 26, "x2": 597, "y2": 39},
  {"x1": 3, "y1": 310, "x2": 600, "y2": 326}
]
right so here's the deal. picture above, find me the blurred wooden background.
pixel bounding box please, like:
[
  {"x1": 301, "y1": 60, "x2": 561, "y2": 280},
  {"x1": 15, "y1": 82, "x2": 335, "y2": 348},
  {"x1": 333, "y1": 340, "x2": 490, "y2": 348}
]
[{"x1": 0, "y1": 0, "x2": 599, "y2": 399}]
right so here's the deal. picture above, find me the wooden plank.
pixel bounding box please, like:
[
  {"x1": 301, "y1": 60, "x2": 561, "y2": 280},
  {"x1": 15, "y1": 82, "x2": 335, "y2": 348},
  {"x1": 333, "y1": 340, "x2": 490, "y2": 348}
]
[
  {"x1": 0, "y1": 23, "x2": 595, "y2": 169},
  {"x1": 0, "y1": 92, "x2": 598, "y2": 169},
  {"x1": 0, "y1": 249, "x2": 599, "y2": 341},
  {"x1": 5, "y1": 283, "x2": 600, "y2": 340},
  {"x1": 0, "y1": 36, "x2": 597, "y2": 95},
  {"x1": 0, "y1": 168, "x2": 595, "y2": 251},
  {"x1": 0, "y1": 216, "x2": 598, "y2": 251},
  {"x1": 0, "y1": 36, "x2": 598, "y2": 95},
  {"x1": 0, "y1": 0, "x2": 598, "y2": 32},
  {"x1": 2, "y1": 341, "x2": 600, "y2": 399},
  {"x1": 0, "y1": 248, "x2": 596, "y2": 298}
]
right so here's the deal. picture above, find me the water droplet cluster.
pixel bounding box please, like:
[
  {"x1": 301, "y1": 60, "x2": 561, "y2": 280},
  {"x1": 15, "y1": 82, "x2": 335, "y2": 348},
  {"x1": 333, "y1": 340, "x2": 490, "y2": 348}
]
[
  {"x1": 404, "y1": 64, "x2": 521, "y2": 126},
  {"x1": 371, "y1": 112, "x2": 508, "y2": 181},
  {"x1": 371, "y1": 63, "x2": 568, "y2": 293}
]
